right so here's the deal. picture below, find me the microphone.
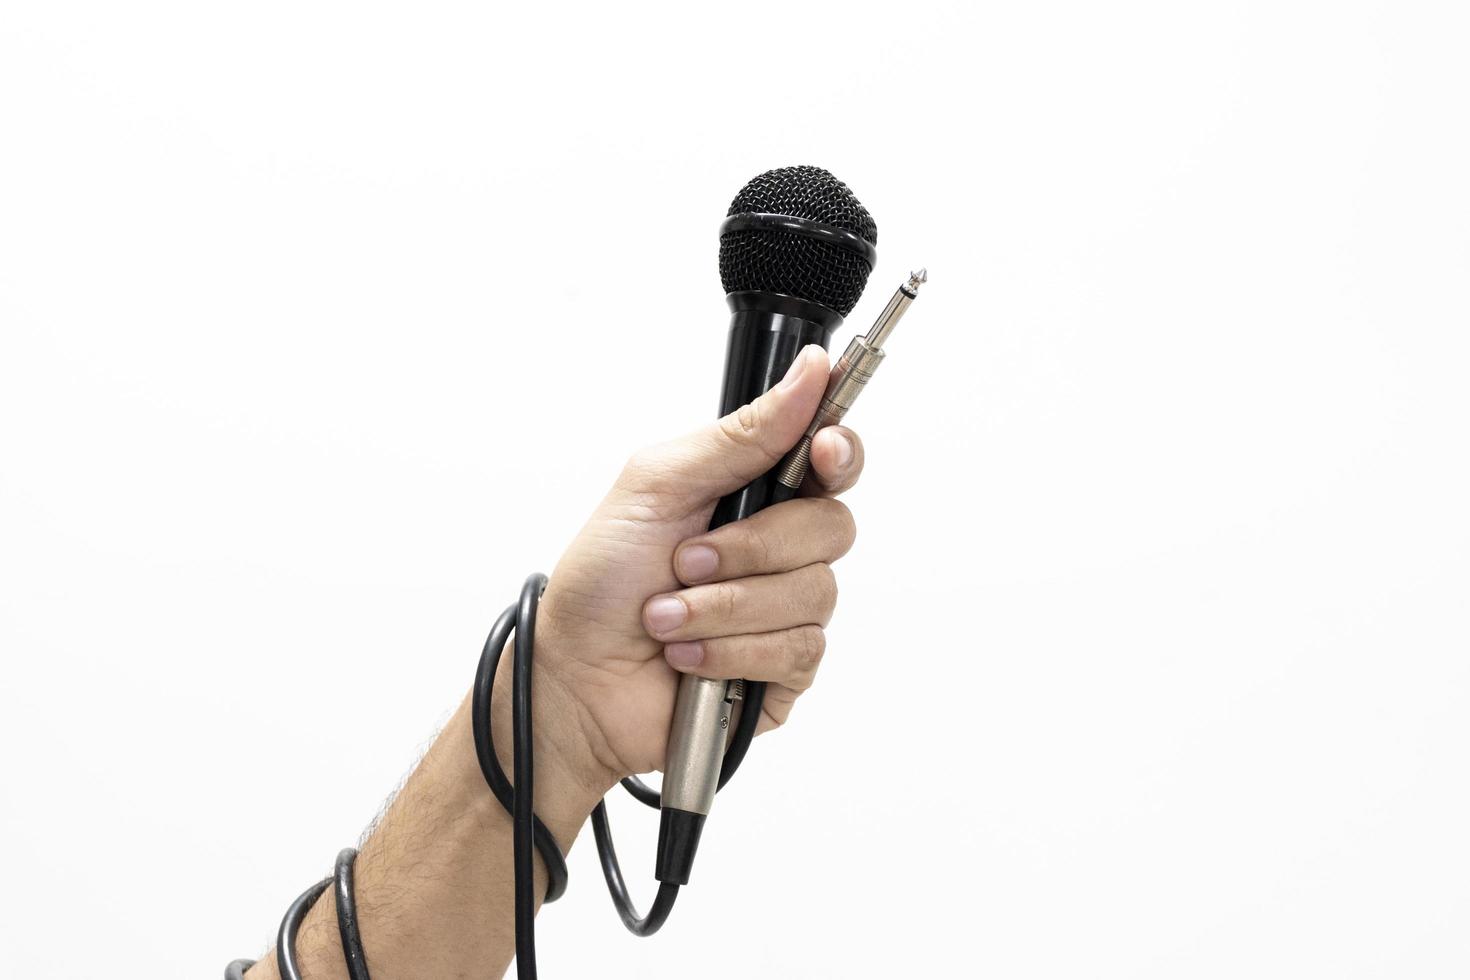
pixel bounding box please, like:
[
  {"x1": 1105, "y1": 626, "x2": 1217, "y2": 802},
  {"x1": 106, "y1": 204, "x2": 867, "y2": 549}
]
[{"x1": 655, "y1": 165, "x2": 879, "y2": 886}]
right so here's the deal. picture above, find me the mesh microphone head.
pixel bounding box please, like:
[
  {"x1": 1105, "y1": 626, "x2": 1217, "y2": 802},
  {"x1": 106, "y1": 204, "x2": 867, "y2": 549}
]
[{"x1": 719, "y1": 165, "x2": 878, "y2": 317}]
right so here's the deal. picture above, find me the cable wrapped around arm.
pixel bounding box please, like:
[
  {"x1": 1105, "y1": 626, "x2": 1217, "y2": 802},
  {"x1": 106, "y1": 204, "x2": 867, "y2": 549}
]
[{"x1": 228, "y1": 571, "x2": 765, "y2": 980}]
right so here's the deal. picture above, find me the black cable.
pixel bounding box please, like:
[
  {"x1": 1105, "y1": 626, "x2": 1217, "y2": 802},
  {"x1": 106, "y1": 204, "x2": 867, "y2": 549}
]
[
  {"x1": 230, "y1": 571, "x2": 765, "y2": 980},
  {"x1": 511, "y1": 574, "x2": 545, "y2": 976},
  {"x1": 618, "y1": 774, "x2": 662, "y2": 808},
  {"x1": 472, "y1": 602, "x2": 569, "y2": 902},
  {"x1": 590, "y1": 802, "x2": 680, "y2": 936},
  {"x1": 277, "y1": 877, "x2": 330, "y2": 980},
  {"x1": 334, "y1": 848, "x2": 371, "y2": 980},
  {"x1": 486, "y1": 574, "x2": 685, "y2": 974}
]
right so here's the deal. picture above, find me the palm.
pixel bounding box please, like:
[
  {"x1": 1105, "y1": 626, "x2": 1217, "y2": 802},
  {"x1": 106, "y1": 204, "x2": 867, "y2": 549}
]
[{"x1": 537, "y1": 465, "x2": 723, "y2": 776}]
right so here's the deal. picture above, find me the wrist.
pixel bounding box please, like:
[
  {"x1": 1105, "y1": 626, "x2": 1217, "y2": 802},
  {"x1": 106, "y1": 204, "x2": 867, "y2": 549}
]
[
  {"x1": 242, "y1": 632, "x2": 624, "y2": 980},
  {"x1": 243, "y1": 683, "x2": 599, "y2": 980},
  {"x1": 484, "y1": 641, "x2": 620, "y2": 841}
]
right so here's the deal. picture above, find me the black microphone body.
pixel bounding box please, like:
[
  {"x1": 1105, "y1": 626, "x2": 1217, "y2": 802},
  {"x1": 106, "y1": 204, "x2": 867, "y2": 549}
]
[
  {"x1": 653, "y1": 291, "x2": 842, "y2": 884},
  {"x1": 655, "y1": 166, "x2": 877, "y2": 886}
]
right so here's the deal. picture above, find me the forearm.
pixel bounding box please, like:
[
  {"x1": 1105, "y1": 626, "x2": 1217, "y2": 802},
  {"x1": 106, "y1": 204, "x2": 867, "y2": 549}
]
[{"x1": 245, "y1": 659, "x2": 617, "y2": 980}]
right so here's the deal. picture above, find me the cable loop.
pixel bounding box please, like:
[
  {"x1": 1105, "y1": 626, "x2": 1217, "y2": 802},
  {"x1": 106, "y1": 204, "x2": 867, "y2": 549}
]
[{"x1": 471, "y1": 594, "x2": 569, "y2": 903}]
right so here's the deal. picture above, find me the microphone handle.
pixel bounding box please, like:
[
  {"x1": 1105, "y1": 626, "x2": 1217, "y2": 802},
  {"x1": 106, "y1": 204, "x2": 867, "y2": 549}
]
[{"x1": 656, "y1": 291, "x2": 841, "y2": 886}]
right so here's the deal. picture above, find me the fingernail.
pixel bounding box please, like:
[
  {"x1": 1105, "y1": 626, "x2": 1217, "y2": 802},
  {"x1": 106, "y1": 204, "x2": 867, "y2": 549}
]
[
  {"x1": 776, "y1": 345, "x2": 814, "y2": 392},
  {"x1": 644, "y1": 595, "x2": 687, "y2": 635},
  {"x1": 664, "y1": 641, "x2": 704, "y2": 669},
  {"x1": 676, "y1": 544, "x2": 719, "y2": 582},
  {"x1": 832, "y1": 431, "x2": 854, "y2": 471}
]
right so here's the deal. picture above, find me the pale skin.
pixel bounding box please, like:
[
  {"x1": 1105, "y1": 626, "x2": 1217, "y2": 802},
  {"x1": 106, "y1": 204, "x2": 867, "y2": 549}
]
[{"x1": 244, "y1": 345, "x2": 867, "y2": 979}]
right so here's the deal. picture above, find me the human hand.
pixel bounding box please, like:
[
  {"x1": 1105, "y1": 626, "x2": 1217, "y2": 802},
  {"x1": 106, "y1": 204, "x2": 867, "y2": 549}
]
[
  {"x1": 522, "y1": 344, "x2": 866, "y2": 800},
  {"x1": 236, "y1": 345, "x2": 868, "y2": 980}
]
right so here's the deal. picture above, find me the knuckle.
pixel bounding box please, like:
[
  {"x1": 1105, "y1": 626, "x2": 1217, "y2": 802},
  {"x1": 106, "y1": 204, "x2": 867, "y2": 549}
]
[
  {"x1": 740, "y1": 524, "x2": 775, "y2": 571},
  {"x1": 791, "y1": 626, "x2": 826, "y2": 686},
  {"x1": 824, "y1": 498, "x2": 857, "y2": 554},
  {"x1": 620, "y1": 446, "x2": 660, "y2": 485},
  {"x1": 812, "y1": 562, "x2": 838, "y2": 609},
  {"x1": 720, "y1": 402, "x2": 781, "y2": 461},
  {"x1": 714, "y1": 581, "x2": 739, "y2": 620},
  {"x1": 725, "y1": 403, "x2": 761, "y2": 443}
]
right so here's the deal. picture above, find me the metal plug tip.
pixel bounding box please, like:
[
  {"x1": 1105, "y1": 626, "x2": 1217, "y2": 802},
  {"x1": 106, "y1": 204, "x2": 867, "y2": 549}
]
[{"x1": 908, "y1": 268, "x2": 928, "y2": 290}]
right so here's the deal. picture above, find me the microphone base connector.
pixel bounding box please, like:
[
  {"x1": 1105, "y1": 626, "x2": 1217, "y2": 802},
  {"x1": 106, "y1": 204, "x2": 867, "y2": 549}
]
[{"x1": 655, "y1": 808, "x2": 708, "y2": 886}]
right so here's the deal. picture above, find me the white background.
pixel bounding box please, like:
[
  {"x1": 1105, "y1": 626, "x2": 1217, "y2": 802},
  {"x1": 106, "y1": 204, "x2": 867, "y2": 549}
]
[{"x1": 2, "y1": 1, "x2": 1467, "y2": 976}]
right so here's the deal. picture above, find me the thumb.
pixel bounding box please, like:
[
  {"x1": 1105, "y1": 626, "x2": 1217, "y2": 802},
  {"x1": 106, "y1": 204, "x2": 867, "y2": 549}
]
[{"x1": 628, "y1": 344, "x2": 830, "y2": 501}]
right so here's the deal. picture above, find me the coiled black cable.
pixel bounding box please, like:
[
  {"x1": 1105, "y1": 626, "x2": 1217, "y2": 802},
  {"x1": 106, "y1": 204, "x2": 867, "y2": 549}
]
[{"x1": 228, "y1": 572, "x2": 763, "y2": 979}]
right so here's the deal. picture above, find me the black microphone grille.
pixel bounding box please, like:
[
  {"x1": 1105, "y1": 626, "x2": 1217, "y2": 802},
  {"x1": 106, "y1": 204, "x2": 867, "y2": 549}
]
[{"x1": 719, "y1": 165, "x2": 878, "y2": 317}]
